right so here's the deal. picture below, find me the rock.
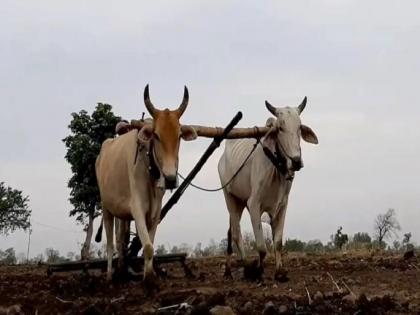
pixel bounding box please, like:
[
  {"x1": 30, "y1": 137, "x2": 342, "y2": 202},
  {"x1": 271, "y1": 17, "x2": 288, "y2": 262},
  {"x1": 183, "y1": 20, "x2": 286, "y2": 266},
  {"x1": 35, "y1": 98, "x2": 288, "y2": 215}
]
[
  {"x1": 313, "y1": 291, "x2": 324, "y2": 303},
  {"x1": 279, "y1": 305, "x2": 288, "y2": 314},
  {"x1": 209, "y1": 305, "x2": 236, "y2": 315},
  {"x1": 324, "y1": 291, "x2": 334, "y2": 299},
  {"x1": 342, "y1": 294, "x2": 356, "y2": 306},
  {"x1": 0, "y1": 305, "x2": 23, "y2": 315},
  {"x1": 242, "y1": 301, "x2": 253, "y2": 313},
  {"x1": 139, "y1": 304, "x2": 156, "y2": 314},
  {"x1": 263, "y1": 301, "x2": 278, "y2": 315}
]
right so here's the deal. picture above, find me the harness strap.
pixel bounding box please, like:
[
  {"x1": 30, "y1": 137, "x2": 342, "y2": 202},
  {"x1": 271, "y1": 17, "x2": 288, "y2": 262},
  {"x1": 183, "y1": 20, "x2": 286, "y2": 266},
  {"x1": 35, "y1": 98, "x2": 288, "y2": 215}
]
[
  {"x1": 262, "y1": 143, "x2": 289, "y2": 178},
  {"x1": 134, "y1": 137, "x2": 161, "y2": 183},
  {"x1": 147, "y1": 140, "x2": 161, "y2": 182}
]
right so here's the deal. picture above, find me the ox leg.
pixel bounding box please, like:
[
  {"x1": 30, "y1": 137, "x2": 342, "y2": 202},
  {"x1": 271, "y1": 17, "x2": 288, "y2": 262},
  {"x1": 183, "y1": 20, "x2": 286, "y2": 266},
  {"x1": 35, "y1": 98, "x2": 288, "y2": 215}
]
[
  {"x1": 132, "y1": 209, "x2": 156, "y2": 291},
  {"x1": 116, "y1": 219, "x2": 130, "y2": 277},
  {"x1": 272, "y1": 205, "x2": 289, "y2": 282},
  {"x1": 248, "y1": 200, "x2": 266, "y2": 274},
  {"x1": 103, "y1": 209, "x2": 114, "y2": 281},
  {"x1": 147, "y1": 194, "x2": 163, "y2": 244},
  {"x1": 223, "y1": 191, "x2": 245, "y2": 278}
]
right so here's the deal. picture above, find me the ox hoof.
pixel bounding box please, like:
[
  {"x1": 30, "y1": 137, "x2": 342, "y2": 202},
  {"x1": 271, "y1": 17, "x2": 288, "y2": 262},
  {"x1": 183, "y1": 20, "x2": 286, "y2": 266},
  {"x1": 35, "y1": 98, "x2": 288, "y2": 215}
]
[
  {"x1": 275, "y1": 268, "x2": 289, "y2": 283},
  {"x1": 224, "y1": 268, "x2": 233, "y2": 280},
  {"x1": 143, "y1": 272, "x2": 159, "y2": 296},
  {"x1": 243, "y1": 259, "x2": 264, "y2": 282}
]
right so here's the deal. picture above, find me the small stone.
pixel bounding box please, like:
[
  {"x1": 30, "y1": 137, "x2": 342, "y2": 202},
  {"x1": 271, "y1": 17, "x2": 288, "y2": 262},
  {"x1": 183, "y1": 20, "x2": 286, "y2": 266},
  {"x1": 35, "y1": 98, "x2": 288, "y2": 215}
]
[
  {"x1": 314, "y1": 291, "x2": 324, "y2": 303},
  {"x1": 279, "y1": 305, "x2": 288, "y2": 314},
  {"x1": 324, "y1": 291, "x2": 334, "y2": 299},
  {"x1": 0, "y1": 305, "x2": 23, "y2": 315},
  {"x1": 209, "y1": 305, "x2": 236, "y2": 315},
  {"x1": 139, "y1": 304, "x2": 156, "y2": 314},
  {"x1": 242, "y1": 301, "x2": 253, "y2": 313},
  {"x1": 342, "y1": 294, "x2": 356, "y2": 305},
  {"x1": 263, "y1": 301, "x2": 278, "y2": 315}
]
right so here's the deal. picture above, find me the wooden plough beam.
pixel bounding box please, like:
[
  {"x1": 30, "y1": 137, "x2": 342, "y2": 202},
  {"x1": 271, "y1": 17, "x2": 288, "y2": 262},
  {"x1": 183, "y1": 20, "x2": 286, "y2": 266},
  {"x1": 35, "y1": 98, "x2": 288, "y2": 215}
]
[
  {"x1": 47, "y1": 253, "x2": 192, "y2": 277},
  {"x1": 130, "y1": 119, "x2": 270, "y2": 139}
]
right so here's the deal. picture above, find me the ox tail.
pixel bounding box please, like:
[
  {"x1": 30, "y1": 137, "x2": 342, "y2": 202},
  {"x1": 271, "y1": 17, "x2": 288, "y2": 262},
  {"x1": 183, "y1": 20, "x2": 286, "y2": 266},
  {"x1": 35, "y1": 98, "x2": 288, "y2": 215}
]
[
  {"x1": 95, "y1": 217, "x2": 103, "y2": 243},
  {"x1": 227, "y1": 224, "x2": 233, "y2": 255}
]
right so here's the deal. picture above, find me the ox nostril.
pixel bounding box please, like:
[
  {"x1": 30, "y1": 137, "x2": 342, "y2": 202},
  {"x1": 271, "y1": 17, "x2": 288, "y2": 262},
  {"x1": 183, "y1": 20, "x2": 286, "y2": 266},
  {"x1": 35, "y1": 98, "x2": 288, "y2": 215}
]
[{"x1": 291, "y1": 157, "x2": 303, "y2": 171}]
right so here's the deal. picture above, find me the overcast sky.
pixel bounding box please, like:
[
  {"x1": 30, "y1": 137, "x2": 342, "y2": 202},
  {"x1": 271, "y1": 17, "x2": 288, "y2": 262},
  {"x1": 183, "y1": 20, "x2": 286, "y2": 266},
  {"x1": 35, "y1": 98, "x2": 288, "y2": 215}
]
[{"x1": 1, "y1": 1, "x2": 419, "y2": 258}]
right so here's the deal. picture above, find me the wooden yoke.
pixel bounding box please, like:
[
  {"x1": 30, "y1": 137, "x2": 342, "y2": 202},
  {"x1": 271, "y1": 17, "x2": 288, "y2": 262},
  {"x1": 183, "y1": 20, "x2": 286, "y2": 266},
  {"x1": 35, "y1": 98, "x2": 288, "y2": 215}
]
[{"x1": 130, "y1": 119, "x2": 270, "y2": 139}]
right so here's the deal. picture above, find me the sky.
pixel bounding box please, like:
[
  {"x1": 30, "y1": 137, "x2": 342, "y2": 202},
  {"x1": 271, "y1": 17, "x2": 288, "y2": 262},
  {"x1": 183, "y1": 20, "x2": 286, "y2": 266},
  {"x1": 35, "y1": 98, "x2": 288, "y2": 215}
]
[{"x1": 1, "y1": 0, "x2": 419, "y2": 258}]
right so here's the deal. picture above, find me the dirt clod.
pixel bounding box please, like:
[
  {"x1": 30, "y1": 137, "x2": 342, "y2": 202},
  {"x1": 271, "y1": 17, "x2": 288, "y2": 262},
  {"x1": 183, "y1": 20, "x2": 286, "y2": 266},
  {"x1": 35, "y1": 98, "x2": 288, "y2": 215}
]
[
  {"x1": 209, "y1": 305, "x2": 236, "y2": 315},
  {"x1": 263, "y1": 301, "x2": 278, "y2": 315},
  {"x1": 342, "y1": 294, "x2": 357, "y2": 306},
  {"x1": 278, "y1": 305, "x2": 288, "y2": 314}
]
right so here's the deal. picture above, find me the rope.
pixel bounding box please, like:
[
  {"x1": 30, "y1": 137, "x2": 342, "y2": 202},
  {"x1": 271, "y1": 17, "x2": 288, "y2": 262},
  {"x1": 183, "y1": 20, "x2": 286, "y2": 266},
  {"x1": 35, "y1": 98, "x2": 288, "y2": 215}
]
[{"x1": 177, "y1": 138, "x2": 261, "y2": 192}]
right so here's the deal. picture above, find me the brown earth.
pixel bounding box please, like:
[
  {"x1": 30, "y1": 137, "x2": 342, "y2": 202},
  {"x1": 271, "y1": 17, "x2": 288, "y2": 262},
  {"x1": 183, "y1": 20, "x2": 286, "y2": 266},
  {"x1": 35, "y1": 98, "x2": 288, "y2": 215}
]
[{"x1": 0, "y1": 252, "x2": 419, "y2": 314}]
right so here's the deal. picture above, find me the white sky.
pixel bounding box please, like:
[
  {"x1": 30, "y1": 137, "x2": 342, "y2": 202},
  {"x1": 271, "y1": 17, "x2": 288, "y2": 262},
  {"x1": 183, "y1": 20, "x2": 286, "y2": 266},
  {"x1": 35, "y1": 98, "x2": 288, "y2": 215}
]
[{"x1": 1, "y1": 1, "x2": 419, "y2": 257}]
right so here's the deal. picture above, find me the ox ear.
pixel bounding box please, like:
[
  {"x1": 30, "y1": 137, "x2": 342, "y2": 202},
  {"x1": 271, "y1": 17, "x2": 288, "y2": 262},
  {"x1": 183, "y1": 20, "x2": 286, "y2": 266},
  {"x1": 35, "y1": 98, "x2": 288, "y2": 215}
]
[
  {"x1": 301, "y1": 124, "x2": 318, "y2": 144},
  {"x1": 138, "y1": 124, "x2": 154, "y2": 143},
  {"x1": 180, "y1": 125, "x2": 198, "y2": 141}
]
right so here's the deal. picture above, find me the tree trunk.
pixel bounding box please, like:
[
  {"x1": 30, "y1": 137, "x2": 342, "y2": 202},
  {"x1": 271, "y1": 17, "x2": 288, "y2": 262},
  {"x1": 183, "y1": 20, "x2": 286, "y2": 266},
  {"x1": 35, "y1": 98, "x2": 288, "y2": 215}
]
[{"x1": 81, "y1": 211, "x2": 94, "y2": 260}]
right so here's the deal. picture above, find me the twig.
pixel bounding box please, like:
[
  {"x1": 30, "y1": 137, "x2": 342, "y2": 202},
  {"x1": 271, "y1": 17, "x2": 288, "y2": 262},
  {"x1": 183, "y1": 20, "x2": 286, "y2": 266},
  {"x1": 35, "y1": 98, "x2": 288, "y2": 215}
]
[
  {"x1": 111, "y1": 296, "x2": 125, "y2": 304},
  {"x1": 409, "y1": 263, "x2": 419, "y2": 271},
  {"x1": 341, "y1": 279, "x2": 356, "y2": 297},
  {"x1": 55, "y1": 297, "x2": 73, "y2": 304},
  {"x1": 304, "y1": 282, "x2": 312, "y2": 305},
  {"x1": 327, "y1": 272, "x2": 341, "y2": 292}
]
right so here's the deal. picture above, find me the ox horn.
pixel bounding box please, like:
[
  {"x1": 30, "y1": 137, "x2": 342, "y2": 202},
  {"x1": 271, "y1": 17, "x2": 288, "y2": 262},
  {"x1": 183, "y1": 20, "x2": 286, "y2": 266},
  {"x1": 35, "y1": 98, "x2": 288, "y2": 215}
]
[
  {"x1": 143, "y1": 84, "x2": 157, "y2": 117},
  {"x1": 177, "y1": 86, "x2": 189, "y2": 117},
  {"x1": 297, "y1": 96, "x2": 307, "y2": 114},
  {"x1": 265, "y1": 100, "x2": 277, "y2": 117}
]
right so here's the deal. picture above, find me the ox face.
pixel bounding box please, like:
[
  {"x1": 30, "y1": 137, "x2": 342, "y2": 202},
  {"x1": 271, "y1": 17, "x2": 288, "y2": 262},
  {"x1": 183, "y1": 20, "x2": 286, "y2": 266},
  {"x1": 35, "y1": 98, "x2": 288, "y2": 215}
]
[
  {"x1": 265, "y1": 97, "x2": 318, "y2": 172},
  {"x1": 138, "y1": 85, "x2": 197, "y2": 189}
]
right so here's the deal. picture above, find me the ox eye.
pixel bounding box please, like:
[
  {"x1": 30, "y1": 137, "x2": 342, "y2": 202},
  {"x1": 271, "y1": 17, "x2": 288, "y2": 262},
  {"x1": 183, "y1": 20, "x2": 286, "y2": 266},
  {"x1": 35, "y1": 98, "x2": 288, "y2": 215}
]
[{"x1": 153, "y1": 132, "x2": 160, "y2": 141}]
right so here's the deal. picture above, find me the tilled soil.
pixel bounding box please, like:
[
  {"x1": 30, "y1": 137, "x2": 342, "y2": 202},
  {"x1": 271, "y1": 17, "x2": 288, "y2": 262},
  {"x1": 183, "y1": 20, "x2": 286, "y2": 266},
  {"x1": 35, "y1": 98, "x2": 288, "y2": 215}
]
[{"x1": 0, "y1": 253, "x2": 419, "y2": 314}]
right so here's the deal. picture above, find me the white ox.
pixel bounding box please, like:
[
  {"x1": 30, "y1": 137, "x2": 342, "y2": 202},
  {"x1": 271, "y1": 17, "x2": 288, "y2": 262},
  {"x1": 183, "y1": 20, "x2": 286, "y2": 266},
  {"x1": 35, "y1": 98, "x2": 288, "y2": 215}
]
[
  {"x1": 95, "y1": 85, "x2": 197, "y2": 288},
  {"x1": 218, "y1": 97, "x2": 318, "y2": 281}
]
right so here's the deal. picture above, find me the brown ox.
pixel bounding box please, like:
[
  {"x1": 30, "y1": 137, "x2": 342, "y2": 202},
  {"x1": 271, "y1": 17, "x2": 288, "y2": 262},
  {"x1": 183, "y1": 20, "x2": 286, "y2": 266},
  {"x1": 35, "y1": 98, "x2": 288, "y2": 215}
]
[{"x1": 95, "y1": 85, "x2": 197, "y2": 288}]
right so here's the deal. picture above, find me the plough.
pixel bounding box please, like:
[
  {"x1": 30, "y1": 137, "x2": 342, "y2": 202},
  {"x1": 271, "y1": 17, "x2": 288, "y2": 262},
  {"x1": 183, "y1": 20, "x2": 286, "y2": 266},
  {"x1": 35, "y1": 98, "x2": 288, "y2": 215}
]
[
  {"x1": 47, "y1": 253, "x2": 192, "y2": 277},
  {"x1": 48, "y1": 111, "x2": 268, "y2": 276}
]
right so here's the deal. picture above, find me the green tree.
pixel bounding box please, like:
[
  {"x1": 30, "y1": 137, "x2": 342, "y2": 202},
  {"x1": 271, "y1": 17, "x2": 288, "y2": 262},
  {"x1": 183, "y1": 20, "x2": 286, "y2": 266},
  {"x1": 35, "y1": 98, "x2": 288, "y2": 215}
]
[
  {"x1": 0, "y1": 248, "x2": 17, "y2": 265},
  {"x1": 305, "y1": 239, "x2": 324, "y2": 253},
  {"x1": 155, "y1": 244, "x2": 168, "y2": 255},
  {"x1": 170, "y1": 245, "x2": 179, "y2": 254},
  {"x1": 193, "y1": 242, "x2": 203, "y2": 257},
  {"x1": 0, "y1": 182, "x2": 31, "y2": 235},
  {"x1": 353, "y1": 232, "x2": 372, "y2": 244},
  {"x1": 63, "y1": 103, "x2": 120, "y2": 260},
  {"x1": 45, "y1": 248, "x2": 62, "y2": 263},
  {"x1": 284, "y1": 238, "x2": 306, "y2": 252}
]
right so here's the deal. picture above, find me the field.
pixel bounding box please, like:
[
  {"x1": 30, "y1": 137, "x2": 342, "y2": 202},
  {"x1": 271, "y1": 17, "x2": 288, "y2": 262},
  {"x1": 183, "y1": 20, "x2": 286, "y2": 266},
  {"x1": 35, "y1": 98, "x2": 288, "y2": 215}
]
[{"x1": 0, "y1": 252, "x2": 419, "y2": 314}]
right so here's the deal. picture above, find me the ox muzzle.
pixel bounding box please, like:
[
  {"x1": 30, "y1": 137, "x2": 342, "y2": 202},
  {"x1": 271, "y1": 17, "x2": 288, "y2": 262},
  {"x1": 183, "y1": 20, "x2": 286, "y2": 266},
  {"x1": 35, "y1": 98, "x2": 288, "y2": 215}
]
[
  {"x1": 290, "y1": 157, "x2": 304, "y2": 172},
  {"x1": 163, "y1": 174, "x2": 178, "y2": 190}
]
